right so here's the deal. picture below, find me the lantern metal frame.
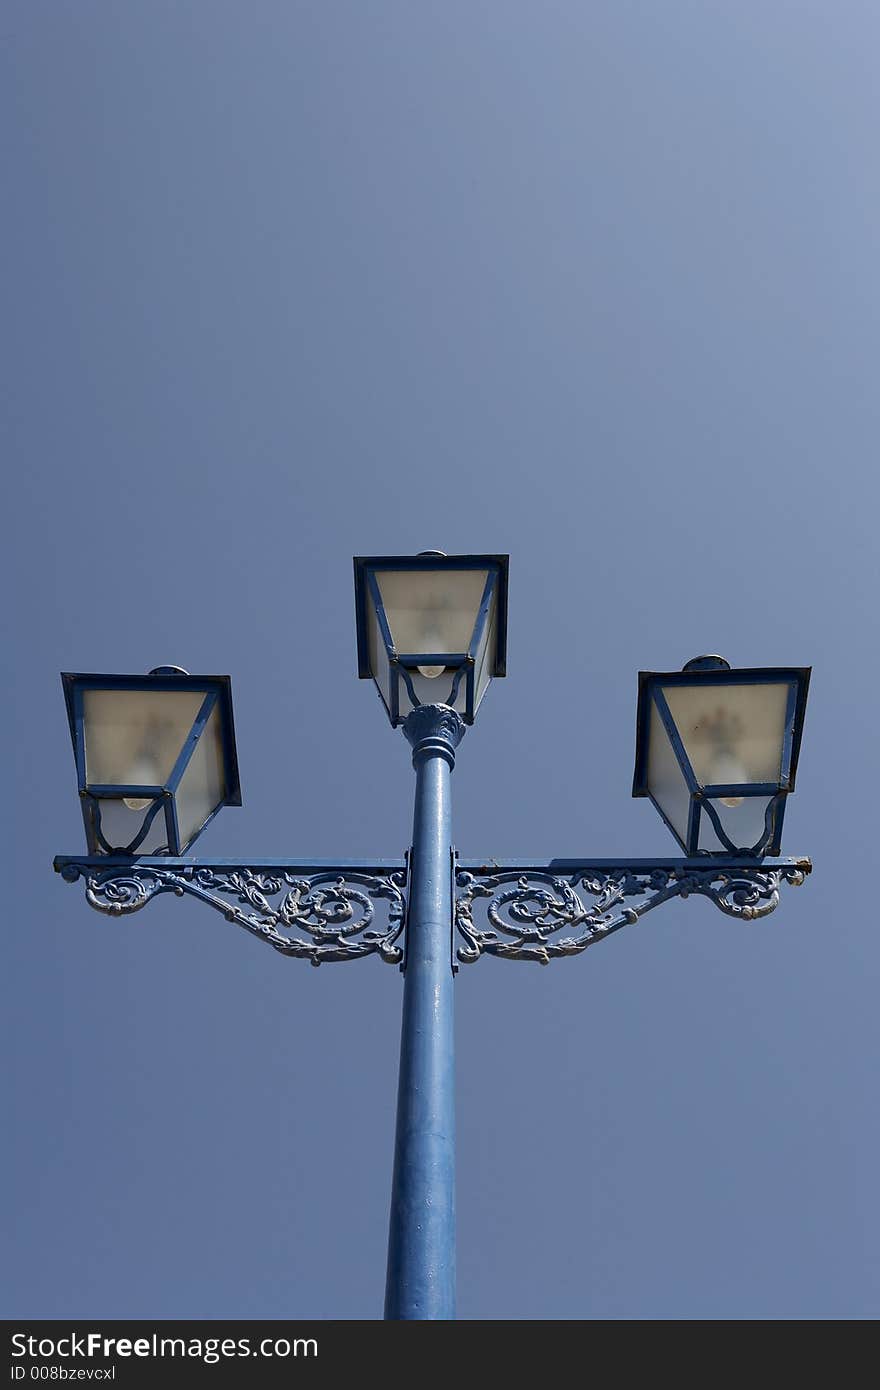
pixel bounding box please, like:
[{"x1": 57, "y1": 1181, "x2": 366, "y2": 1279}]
[
  {"x1": 632, "y1": 664, "x2": 811, "y2": 856},
  {"x1": 353, "y1": 553, "x2": 509, "y2": 725},
  {"x1": 61, "y1": 671, "x2": 241, "y2": 857}
]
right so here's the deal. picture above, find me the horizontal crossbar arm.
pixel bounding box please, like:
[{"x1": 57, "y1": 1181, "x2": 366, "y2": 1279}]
[
  {"x1": 55, "y1": 854, "x2": 809, "y2": 876},
  {"x1": 54, "y1": 855, "x2": 408, "y2": 874},
  {"x1": 457, "y1": 856, "x2": 811, "y2": 873}
]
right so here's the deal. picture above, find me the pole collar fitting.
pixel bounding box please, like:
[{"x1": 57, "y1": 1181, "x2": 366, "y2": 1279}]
[{"x1": 402, "y1": 704, "x2": 466, "y2": 769}]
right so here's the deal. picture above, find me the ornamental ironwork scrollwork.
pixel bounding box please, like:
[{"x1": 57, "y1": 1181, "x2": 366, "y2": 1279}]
[
  {"x1": 59, "y1": 863, "x2": 406, "y2": 965},
  {"x1": 678, "y1": 863, "x2": 808, "y2": 919},
  {"x1": 454, "y1": 863, "x2": 809, "y2": 965}
]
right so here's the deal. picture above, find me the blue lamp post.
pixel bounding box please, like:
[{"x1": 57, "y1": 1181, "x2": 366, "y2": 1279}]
[{"x1": 54, "y1": 556, "x2": 813, "y2": 1321}]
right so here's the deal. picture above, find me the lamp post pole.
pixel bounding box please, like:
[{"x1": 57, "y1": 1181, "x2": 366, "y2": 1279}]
[{"x1": 384, "y1": 704, "x2": 465, "y2": 1320}]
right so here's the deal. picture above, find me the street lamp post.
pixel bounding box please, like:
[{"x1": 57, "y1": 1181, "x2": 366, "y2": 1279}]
[
  {"x1": 385, "y1": 703, "x2": 464, "y2": 1320},
  {"x1": 54, "y1": 553, "x2": 812, "y2": 1321}
]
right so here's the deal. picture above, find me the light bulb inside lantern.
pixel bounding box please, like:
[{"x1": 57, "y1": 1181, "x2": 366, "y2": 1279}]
[
  {"x1": 416, "y1": 626, "x2": 447, "y2": 679},
  {"x1": 122, "y1": 757, "x2": 160, "y2": 812},
  {"x1": 710, "y1": 752, "x2": 748, "y2": 809}
]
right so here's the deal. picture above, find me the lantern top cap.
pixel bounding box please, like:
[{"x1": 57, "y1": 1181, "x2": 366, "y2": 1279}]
[
  {"x1": 682, "y1": 654, "x2": 731, "y2": 672},
  {"x1": 62, "y1": 670, "x2": 236, "y2": 695},
  {"x1": 637, "y1": 663, "x2": 812, "y2": 685},
  {"x1": 353, "y1": 551, "x2": 507, "y2": 567}
]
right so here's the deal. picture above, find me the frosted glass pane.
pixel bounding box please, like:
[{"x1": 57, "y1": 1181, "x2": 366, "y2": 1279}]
[
  {"x1": 399, "y1": 667, "x2": 469, "y2": 715},
  {"x1": 375, "y1": 569, "x2": 488, "y2": 655},
  {"x1": 84, "y1": 688, "x2": 205, "y2": 786},
  {"x1": 93, "y1": 797, "x2": 170, "y2": 854},
  {"x1": 473, "y1": 586, "x2": 497, "y2": 713},
  {"x1": 661, "y1": 681, "x2": 790, "y2": 787},
  {"x1": 175, "y1": 703, "x2": 226, "y2": 849},
  {"x1": 367, "y1": 589, "x2": 392, "y2": 714},
  {"x1": 698, "y1": 796, "x2": 774, "y2": 853},
  {"x1": 646, "y1": 699, "x2": 692, "y2": 842}
]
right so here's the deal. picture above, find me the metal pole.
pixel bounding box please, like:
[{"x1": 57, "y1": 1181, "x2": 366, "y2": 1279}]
[{"x1": 384, "y1": 703, "x2": 465, "y2": 1320}]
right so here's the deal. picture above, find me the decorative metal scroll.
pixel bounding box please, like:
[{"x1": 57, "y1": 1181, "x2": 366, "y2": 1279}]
[
  {"x1": 58, "y1": 863, "x2": 406, "y2": 966},
  {"x1": 455, "y1": 863, "x2": 810, "y2": 965}
]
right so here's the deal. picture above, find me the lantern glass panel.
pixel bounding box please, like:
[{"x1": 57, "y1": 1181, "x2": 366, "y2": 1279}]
[
  {"x1": 660, "y1": 681, "x2": 791, "y2": 788},
  {"x1": 366, "y1": 590, "x2": 392, "y2": 715},
  {"x1": 92, "y1": 797, "x2": 171, "y2": 854},
  {"x1": 698, "y1": 795, "x2": 775, "y2": 853},
  {"x1": 175, "y1": 702, "x2": 227, "y2": 849},
  {"x1": 83, "y1": 688, "x2": 206, "y2": 788},
  {"x1": 473, "y1": 584, "x2": 498, "y2": 713},
  {"x1": 646, "y1": 698, "x2": 691, "y2": 843},
  {"x1": 374, "y1": 568, "x2": 489, "y2": 657},
  {"x1": 401, "y1": 667, "x2": 469, "y2": 715}
]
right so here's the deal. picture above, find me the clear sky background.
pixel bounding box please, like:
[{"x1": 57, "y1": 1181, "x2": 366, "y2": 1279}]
[{"x1": 3, "y1": 2, "x2": 878, "y2": 1320}]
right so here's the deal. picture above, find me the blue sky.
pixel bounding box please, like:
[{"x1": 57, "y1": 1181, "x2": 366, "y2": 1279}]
[{"x1": 3, "y1": 2, "x2": 878, "y2": 1319}]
